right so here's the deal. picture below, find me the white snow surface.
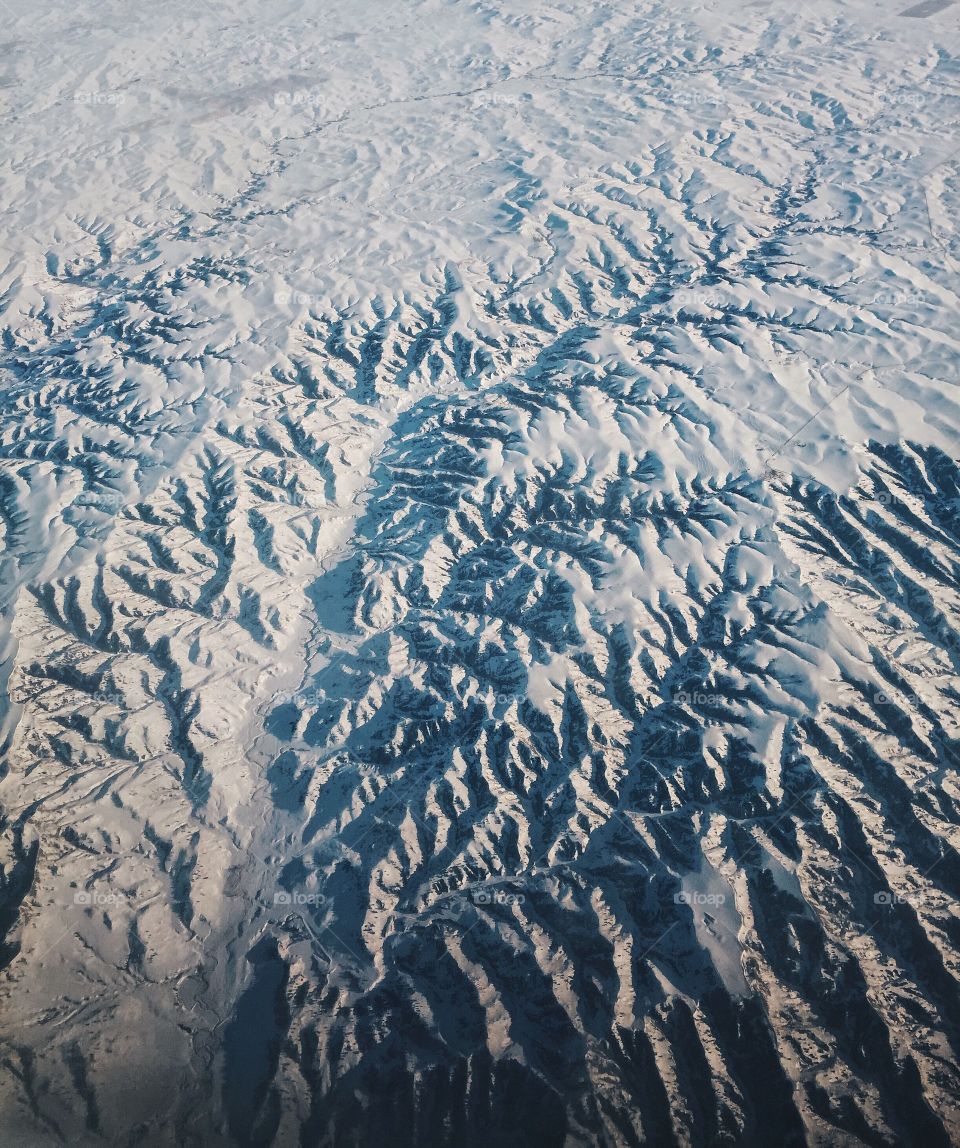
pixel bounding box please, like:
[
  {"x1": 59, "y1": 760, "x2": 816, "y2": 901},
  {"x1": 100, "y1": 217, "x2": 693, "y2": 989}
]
[{"x1": 1, "y1": 0, "x2": 960, "y2": 1143}]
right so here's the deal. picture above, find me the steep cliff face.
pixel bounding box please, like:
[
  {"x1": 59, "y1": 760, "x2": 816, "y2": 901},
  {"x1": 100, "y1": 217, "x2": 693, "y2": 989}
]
[{"x1": 1, "y1": 0, "x2": 960, "y2": 1144}]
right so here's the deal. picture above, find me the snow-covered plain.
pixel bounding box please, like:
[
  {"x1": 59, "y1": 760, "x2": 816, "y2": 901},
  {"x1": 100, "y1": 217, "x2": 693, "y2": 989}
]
[{"x1": 1, "y1": 0, "x2": 960, "y2": 1143}]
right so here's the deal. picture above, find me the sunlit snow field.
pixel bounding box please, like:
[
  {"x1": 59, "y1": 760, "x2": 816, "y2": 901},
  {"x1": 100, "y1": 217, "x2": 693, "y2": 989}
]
[{"x1": 1, "y1": 0, "x2": 960, "y2": 1143}]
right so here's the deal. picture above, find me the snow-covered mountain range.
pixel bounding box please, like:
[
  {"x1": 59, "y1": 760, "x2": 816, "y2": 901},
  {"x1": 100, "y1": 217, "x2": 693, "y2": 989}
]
[{"x1": 1, "y1": 0, "x2": 960, "y2": 1143}]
